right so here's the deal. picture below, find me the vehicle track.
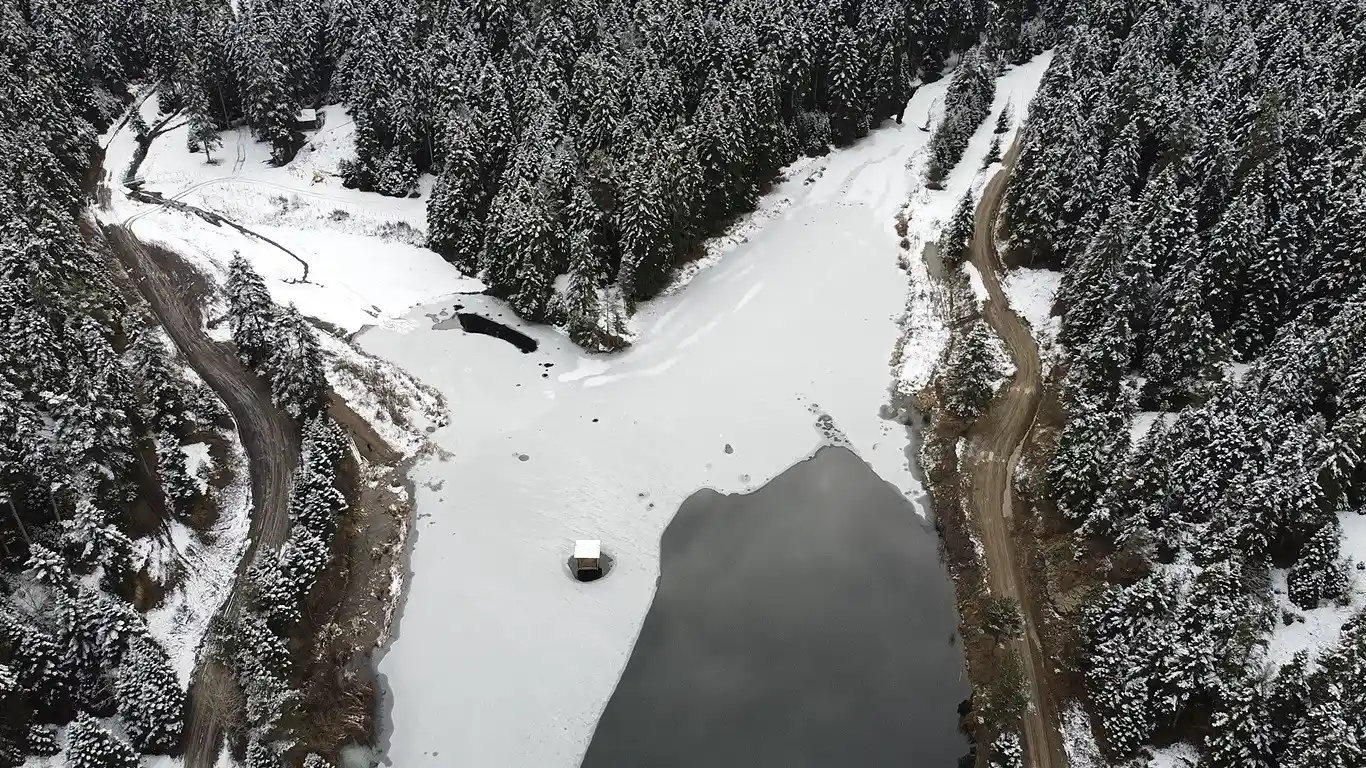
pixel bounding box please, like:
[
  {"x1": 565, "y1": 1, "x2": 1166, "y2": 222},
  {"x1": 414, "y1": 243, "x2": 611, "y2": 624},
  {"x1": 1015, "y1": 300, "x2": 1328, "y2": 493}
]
[
  {"x1": 100, "y1": 224, "x2": 300, "y2": 768},
  {"x1": 962, "y1": 140, "x2": 1068, "y2": 768}
]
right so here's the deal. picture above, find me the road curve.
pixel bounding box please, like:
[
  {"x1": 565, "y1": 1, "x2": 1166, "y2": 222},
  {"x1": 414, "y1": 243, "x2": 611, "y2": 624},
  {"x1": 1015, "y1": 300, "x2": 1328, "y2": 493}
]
[
  {"x1": 99, "y1": 224, "x2": 300, "y2": 768},
  {"x1": 963, "y1": 142, "x2": 1067, "y2": 768}
]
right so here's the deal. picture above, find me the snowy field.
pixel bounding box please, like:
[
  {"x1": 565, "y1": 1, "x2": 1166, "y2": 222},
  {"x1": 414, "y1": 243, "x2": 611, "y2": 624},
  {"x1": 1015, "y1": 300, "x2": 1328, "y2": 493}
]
[
  {"x1": 358, "y1": 53, "x2": 1055, "y2": 768},
  {"x1": 101, "y1": 98, "x2": 478, "y2": 334}
]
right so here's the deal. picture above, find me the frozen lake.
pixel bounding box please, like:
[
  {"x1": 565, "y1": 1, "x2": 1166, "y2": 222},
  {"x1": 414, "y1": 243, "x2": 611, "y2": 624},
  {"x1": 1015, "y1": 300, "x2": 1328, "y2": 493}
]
[
  {"x1": 580, "y1": 446, "x2": 968, "y2": 767},
  {"x1": 359, "y1": 122, "x2": 932, "y2": 768},
  {"x1": 357, "y1": 53, "x2": 1053, "y2": 768}
]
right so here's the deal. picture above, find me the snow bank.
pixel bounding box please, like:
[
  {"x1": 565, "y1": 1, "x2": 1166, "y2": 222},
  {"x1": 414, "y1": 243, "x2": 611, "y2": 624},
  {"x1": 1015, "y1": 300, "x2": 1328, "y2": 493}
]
[
  {"x1": 1003, "y1": 266, "x2": 1062, "y2": 357},
  {"x1": 965, "y1": 262, "x2": 990, "y2": 304},
  {"x1": 893, "y1": 51, "x2": 1055, "y2": 397},
  {"x1": 362, "y1": 51, "x2": 1058, "y2": 768},
  {"x1": 1061, "y1": 703, "x2": 1105, "y2": 768},
  {"x1": 315, "y1": 330, "x2": 447, "y2": 458},
  {"x1": 99, "y1": 99, "x2": 479, "y2": 335},
  {"x1": 1146, "y1": 743, "x2": 1200, "y2": 768},
  {"x1": 986, "y1": 323, "x2": 1018, "y2": 393},
  {"x1": 180, "y1": 442, "x2": 212, "y2": 495}
]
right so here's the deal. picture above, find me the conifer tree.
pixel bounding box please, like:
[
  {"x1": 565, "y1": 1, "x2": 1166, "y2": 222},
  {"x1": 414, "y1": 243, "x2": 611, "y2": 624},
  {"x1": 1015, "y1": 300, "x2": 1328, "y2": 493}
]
[
  {"x1": 157, "y1": 434, "x2": 200, "y2": 519},
  {"x1": 26, "y1": 724, "x2": 59, "y2": 758},
  {"x1": 939, "y1": 319, "x2": 997, "y2": 421},
  {"x1": 115, "y1": 636, "x2": 185, "y2": 753},
  {"x1": 987, "y1": 729, "x2": 1023, "y2": 768},
  {"x1": 983, "y1": 135, "x2": 1002, "y2": 168},
  {"x1": 225, "y1": 253, "x2": 278, "y2": 368},
  {"x1": 983, "y1": 595, "x2": 1024, "y2": 643},
  {"x1": 925, "y1": 46, "x2": 997, "y2": 184},
  {"x1": 994, "y1": 101, "x2": 1013, "y2": 134},
  {"x1": 827, "y1": 27, "x2": 866, "y2": 145},
  {"x1": 66, "y1": 714, "x2": 139, "y2": 768},
  {"x1": 265, "y1": 305, "x2": 328, "y2": 420},
  {"x1": 184, "y1": 64, "x2": 222, "y2": 162},
  {"x1": 245, "y1": 736, "x2": 285, "y2": 768},
  {"x1": 1288, "y1": 517, "x2": 1349, "y2": 610},
  {"x1": 940, "y1": 192, "x2": 975, "y2": 267}
]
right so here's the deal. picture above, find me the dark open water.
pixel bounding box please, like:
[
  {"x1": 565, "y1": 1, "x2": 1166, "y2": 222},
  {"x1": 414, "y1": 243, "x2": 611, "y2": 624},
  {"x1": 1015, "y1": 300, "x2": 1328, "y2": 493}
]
[{"x1": 580, "y1": 446, "x2": 969, "y2": 768}]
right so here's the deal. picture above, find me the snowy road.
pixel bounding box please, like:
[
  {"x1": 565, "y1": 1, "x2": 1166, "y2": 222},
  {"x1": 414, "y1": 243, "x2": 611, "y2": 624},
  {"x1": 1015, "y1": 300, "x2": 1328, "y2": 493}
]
[
  {"x1": 361, "y1": 56, "x2": 1055, "y2": 768},
  {"x1": 100, "y1": 224, "x2": 301, "y2": 768}
]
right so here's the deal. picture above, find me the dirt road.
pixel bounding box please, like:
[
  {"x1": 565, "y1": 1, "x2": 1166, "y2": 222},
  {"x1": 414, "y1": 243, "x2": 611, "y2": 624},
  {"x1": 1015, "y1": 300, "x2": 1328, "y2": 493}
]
[
  {"x1": 962, "y1": 145, "x2": 1067, "y2": 768},
  {"x1": 101, "y1": 224, "x2": 300, "y2": 767}
]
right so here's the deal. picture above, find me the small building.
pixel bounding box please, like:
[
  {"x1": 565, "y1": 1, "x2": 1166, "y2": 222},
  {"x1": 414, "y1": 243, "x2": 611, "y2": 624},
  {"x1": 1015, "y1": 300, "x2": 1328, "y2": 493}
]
[
  {"x1": 294, "y1": 108, "x2": 320, "y2": 131},
  {"x1": 572, "y1": 540, "x2": 603, "y2": 582},
  {"x1": 124, "y1": 176, "x2": 146, "y2": 189}
]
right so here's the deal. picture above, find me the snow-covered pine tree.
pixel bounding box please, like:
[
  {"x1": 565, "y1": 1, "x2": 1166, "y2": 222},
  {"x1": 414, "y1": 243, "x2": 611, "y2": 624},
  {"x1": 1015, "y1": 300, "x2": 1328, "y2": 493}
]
[
  {"x1": 24, "y1": 543, "x2": 73, "y2": 595},
  {"x1": 127, "y1": 329, "x2": 188, "y2": 434},
  {"x1": 614, "y1": 147, "x2": 669, "y2": 302},
  {"x1": 1282, "y1": 691, "x2": 1360, "y2": 768},
  {"x1": 245, "y1": 735, "x2": 285, "y2": 768},
  {"x1": 184, "y1": 63, "x2": 222, "y2": 162},
  {"x1": 974, "y1": 116, "x2": 1001, "y2": 160},
  {"x1": 235, "y1": 2, "x2": 298, "y2": 163},
  {"x1": 993, "y1": 100, "x2": 1013, "y2": 134},
  {"x1": 288, "y1": 462, "x2": 344, "y2": 542},
  {"x1": 233, "y1": 609, "x2": 292, "y2": 677},
  {"x1": 564, "y1": 229, "x2": 602, "y2": 348},
  {"x1": 302, "y1": 413, "x2": 346, "y2": 471},
  {"x1": 426, "y1": 115, "x2": 491, "y2": 273},
  {"x1": 25, "y1": 724, "x2": 59, "y2": 757},
  {"x1": 827, "y1": 26, "x2": 866, "y2": 145},
  {"x1": 1082, "y1": 575, "x2": 1172, "y2": 757},
  {"x1": 1205, "y1": 671, "x2": 1276, "y2": 768},
  {"x1": 69, "y1": 586, "x2": 153, "y2": 672},
  {"x1": 239, "y1": 652, "x2": 295, "y2": 734},
  {"x1": 157, "y1": 433, "x2": 200, "y2": 519},
  {"x1": 987, "y1": 729, "x2": 1023, "y2": 768},
  {"x1": 1288, "y1": 516, "x2": 1349, "y2": 610},
  {"x1": 939, "y1": 191, "x2": 975, "y2": 267},
  {"x1": 225, "y1": 253, "x2": 278, "y2": 368},
  {"x1": 265, "y1": 305, "x2": 328, "y2": 420},
  {"x1": 59, "y1": 503, "x2": 136, "y2": 583},
  {"x1": 925, "y1": 46, "x2": 997, "y2": 184},
  {"x1": 65, "y1": 714, "x2": 139, "y2": 768},
  {"x1": 479, "y1": 166, "x2": 562, "y2": 320},
  {"x1": 115, "y1": 636, "x2": 185, "y2": 753},
  {"x1": 303, "y1": 753, "x2": 336, "y2": 768},
  {"x1": 939, "y1": 319, "x2": 997, "y2": 421},
  {"x1": 1049, "y1": 369, "x2": 1135, "y2": 528},
  {"x1": 983, "y1": 595, "x2": 1024, "y2": 643},
  {"x1": 1144, "y1": 269, "x2": 1225, "y2": 406}
]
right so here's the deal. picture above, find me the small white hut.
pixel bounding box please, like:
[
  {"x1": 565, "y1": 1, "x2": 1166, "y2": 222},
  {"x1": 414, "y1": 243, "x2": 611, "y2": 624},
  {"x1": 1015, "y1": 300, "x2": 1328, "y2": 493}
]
[
  {"x1": 294, "y1": 108, "x2": 320, "y2": 130},
  {"x1": 572, "y1": 540, "x2": 602, "y2": 581}
]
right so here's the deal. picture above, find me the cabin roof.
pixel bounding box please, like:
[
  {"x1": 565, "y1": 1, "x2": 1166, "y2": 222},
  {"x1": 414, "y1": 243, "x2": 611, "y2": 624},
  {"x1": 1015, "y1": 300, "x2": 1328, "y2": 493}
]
[
  {"x1": 296, "y1": 108, "x2": 317, "y2": 123},
  {"x1": 574, "y1": 540, "x2": 600, "y2": 559}
]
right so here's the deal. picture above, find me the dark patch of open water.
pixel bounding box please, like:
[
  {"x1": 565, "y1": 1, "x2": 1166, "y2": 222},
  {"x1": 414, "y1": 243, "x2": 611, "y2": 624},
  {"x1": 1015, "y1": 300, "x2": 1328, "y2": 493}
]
[
  {"x1": 580, "y1": 446, "x2": 969, "y2": 768},
  {"x1": 432, "y1": 311, "x2": 538, "y2": 353}
]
